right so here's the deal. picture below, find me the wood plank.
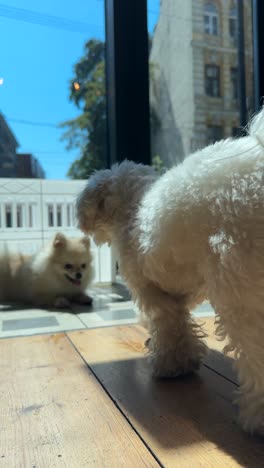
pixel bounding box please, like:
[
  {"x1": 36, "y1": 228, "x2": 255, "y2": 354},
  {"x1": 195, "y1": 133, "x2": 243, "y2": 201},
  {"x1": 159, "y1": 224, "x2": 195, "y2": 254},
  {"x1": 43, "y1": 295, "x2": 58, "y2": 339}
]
[
  {"x1": 68, "y1": 325, "x2": 264, "y2": 468},
  {"x1": 0, "y1": 333, "x2": 158, "y2": 468}
]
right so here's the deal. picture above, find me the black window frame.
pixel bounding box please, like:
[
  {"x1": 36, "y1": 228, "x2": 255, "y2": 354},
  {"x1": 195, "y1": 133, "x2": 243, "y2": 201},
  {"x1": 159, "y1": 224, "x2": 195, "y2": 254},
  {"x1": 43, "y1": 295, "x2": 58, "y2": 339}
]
[{"x1": 104, "y1": 0, "x2": 151, "y2": 166}]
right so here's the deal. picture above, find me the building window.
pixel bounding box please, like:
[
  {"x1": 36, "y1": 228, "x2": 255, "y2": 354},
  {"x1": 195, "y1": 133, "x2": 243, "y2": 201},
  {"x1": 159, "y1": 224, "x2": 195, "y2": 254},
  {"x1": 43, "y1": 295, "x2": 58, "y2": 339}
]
[
  {"x1": 5, "y1": 204, "x2": 12, "y2": 228},
  {"x1": 56, "y1": 204, "x2": 62, "y2": 227},
  {"x1": 232, "y1": 127, "x2": 240, "y2": 137},
  {"x1": 48, "y1": 204, "x2": 54, "y2": 227},
  {"x1": 205, "y1": 65, "x2": 220, "y2": 97},
  {"x1": 207, "y1": 126, "x2": 224, "y2": 145},
  {"x1": 28, "y1": 204, "x2": 34, "y2": 228},
  {"x1": 16, "y1": 204, "x2": 23, "y2": 228},
  {"x1": 229, "y1": 6, "x2": 238, "y2": 40},
  {"x1": 230, "y1": 67, "x2": 238, "y2": 99},
  {"x1": 204, "y1": 3, "x2": 218, "y2": 36}
]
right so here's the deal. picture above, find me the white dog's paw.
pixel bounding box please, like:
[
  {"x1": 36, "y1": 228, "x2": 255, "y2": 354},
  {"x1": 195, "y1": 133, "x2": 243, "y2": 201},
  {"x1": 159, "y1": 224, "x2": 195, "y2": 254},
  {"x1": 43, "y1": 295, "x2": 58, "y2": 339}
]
[
  {"x1": 54, "y1": 297, "x2": 71, "y2": 308},
  {"x1": 151, "y1": 352, "x2": 202, "y2": 378},
  {"x1": 146, "y1": 336, "x2": 207, "y2": 377}
]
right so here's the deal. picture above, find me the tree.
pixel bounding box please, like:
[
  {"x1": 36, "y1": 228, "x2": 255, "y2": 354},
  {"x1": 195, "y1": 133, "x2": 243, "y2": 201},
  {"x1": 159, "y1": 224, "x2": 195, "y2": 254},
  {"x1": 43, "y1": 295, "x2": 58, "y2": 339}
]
[
  {"x1": 60, "y1": 39, "x2": 107, "y2": 179},
  {"x1": 62, "y1": 36, "x2": 161, "y2": 179}
]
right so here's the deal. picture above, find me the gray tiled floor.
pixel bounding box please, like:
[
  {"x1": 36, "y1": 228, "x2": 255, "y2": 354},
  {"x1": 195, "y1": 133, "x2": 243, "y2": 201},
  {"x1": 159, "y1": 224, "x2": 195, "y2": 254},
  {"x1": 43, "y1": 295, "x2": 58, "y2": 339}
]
[{"x1": 0, "y1": 283, "x2": 215, "y2": 338}]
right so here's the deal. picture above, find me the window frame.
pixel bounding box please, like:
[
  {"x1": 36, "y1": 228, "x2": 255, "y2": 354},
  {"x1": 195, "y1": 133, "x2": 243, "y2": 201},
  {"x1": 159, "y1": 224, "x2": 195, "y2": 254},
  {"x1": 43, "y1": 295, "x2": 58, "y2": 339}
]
[
  {"x1": 104, "y1": 0, "x2": 151, "y2": 166},
  {"x1": 204, "y1": 3, "x2": 219, "y2": 36},
  {"x1": 205, "y1": 64, "x2": 221, "y2": 97},
  {"x1": 229, "y1": 6, "x2": 238, "y2": 40}
]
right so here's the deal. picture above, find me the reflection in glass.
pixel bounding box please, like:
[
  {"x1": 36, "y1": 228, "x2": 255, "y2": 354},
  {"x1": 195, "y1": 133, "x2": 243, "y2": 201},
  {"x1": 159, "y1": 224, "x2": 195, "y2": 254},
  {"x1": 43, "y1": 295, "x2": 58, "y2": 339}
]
[{"x1": 149, "y1": 0, "x2": 254, "y2": 169}]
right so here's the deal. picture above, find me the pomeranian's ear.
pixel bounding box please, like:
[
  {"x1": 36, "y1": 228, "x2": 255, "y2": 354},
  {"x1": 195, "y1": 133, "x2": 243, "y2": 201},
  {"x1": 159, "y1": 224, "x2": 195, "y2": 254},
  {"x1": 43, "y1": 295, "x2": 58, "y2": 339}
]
[
  {"x1": 80, "y1": 236, "x2": 90, "y2": 249},
  {"x1": 53, "y1": 232, "x2": 66, "y2": 248}
]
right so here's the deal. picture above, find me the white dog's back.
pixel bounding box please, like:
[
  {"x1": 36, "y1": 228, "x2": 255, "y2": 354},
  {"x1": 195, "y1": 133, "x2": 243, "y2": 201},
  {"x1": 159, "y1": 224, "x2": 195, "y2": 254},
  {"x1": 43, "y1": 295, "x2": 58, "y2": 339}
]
[{"x1": 137, "y1": 110, "x2": 264, "y2": 265}]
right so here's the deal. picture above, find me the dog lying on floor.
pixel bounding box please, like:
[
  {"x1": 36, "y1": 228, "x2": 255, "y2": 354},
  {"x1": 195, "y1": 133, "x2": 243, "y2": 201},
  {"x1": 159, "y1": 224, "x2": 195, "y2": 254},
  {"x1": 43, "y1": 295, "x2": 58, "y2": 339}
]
[
  {"x1": 76, "y1": 108, "x2": 264, "y2": 435},
  {"x1": 0, "y1": 233, "x2": 94, "y2": 308}
]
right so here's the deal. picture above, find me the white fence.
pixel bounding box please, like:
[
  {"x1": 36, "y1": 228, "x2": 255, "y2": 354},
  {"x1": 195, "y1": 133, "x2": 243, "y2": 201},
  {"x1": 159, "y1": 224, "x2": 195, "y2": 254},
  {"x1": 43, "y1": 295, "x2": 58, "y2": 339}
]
[{"x1": 0, "y1": 178, "x2": 115, "y2": 284}]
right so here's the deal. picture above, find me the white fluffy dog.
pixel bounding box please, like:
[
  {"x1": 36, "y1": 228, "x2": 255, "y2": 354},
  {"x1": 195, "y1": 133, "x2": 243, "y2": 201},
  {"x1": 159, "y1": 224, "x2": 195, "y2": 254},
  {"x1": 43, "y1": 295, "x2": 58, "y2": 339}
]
[{"x1": 77, "y1": 108, "x2": 264, "y2": 435}]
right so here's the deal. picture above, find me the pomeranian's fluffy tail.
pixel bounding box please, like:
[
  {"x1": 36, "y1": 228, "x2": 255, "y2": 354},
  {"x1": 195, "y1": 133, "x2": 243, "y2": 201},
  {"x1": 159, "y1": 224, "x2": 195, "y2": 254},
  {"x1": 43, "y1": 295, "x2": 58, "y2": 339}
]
[{"x1": 248, "y1": 107, "x2": 264, "y2": 148}]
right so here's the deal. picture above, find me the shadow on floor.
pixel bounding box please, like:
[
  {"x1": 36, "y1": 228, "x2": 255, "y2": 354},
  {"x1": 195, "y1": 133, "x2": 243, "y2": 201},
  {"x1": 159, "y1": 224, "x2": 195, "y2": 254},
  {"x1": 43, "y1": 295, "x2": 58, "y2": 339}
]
[{"x1": 84, "y1": 349, "x2": 263, "y2": 467}]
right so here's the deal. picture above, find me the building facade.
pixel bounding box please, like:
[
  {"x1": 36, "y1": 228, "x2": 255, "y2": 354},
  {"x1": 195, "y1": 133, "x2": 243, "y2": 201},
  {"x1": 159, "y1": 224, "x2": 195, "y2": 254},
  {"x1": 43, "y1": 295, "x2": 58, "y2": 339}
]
[
  {"x1": 17, "y1": 153, "x2": 45, "y2": 179},
  {"x1": 0, "y1": 113, "x2": 45, "y2": 178},
  {"x1": 150, "y1": 0, "x2": 254, "y2": 167},
  {"x1": 0, "y1": 113, "x2": 19, "y2": 177}
]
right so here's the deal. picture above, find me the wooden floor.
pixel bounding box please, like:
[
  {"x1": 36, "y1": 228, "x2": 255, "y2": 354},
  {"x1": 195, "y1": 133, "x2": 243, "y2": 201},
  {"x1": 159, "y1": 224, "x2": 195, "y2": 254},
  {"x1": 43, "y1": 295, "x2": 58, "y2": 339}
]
[{"x1": 0, "y1": 318, "x2": 263, "y2": 467}]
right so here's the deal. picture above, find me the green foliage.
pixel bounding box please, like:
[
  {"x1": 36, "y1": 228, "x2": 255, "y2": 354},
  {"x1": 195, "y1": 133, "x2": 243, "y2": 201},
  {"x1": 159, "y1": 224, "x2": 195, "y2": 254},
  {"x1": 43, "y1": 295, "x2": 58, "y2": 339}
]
[
  {"x1": 152, "y1": 155, "x2": 166, "y2": 175},
  {"x1": 60, "y1": 39, "x2": 107, "y2": 179},
  {"x1": 61, "y1": 36, "x2": 161, "y2": 179}
]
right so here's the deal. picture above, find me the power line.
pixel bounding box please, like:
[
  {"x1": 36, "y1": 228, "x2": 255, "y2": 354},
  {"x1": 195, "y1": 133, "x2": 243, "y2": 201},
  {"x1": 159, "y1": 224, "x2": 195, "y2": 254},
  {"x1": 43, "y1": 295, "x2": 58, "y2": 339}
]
[
  {"x1": 20, "y1": 151, "x2": 68, "y2": 155},
  {"x1": 6, "y1": 117, "x2": 59, "y2": 128},
  {"x1": 0, "y1": 3, "x2": 104, "y2": 34}
]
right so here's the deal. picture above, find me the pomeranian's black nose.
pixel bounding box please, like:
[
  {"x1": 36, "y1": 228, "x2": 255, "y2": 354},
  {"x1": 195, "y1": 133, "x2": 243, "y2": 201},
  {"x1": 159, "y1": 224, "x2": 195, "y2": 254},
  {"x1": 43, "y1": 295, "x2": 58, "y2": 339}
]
[{"x1": 76, "y1": 272, "x2": 82, "y2": 279}]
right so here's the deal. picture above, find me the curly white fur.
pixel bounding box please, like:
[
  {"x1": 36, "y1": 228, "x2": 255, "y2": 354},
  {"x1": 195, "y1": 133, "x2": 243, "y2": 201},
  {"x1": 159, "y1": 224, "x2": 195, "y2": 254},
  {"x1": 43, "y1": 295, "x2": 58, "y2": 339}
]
[{"x1": 77, "y1": 108, "x2": 264, "y2": 435}]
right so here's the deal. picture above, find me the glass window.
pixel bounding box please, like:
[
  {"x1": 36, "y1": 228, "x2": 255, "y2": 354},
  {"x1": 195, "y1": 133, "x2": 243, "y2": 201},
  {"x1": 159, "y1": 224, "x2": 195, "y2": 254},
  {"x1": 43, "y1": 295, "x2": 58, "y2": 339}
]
[
  {"x1": 5, "y1": 204, "x2": 12, "y2": 228},
  {"x1": 16, "y1": 204, "x2": 23, "y2": 228},
  {"x1": 229, "y1": 6, "x2": 238, "y2": 40},
  {"x1": 205, "y1": 65, "x2": 220, "y2": 97},
  {"x1": 148, "y1": 0, "x2": 254, "y2": 163},
  {"x1": 231, "y1": 67, "x2": 238, "y2": 99},
  {"x1": 232, "y1": 127, "x2": 240, "y2": 137},
  {"x1": 67, "y1": 204, "x2": 72, "y2": 227},
  {"x1": 56, "y1": 204, "x2": 62, "y2": 227},
  {"x1": 204, "y1": 3, "x2": 218, "y2": 35},
  {"x1": 207, "y1": 126, "x2": 224, "y2": 145},
  {"x1": 48, "y1": 204, "x2": 54, "y2": 227},
  {"x1": 28, "y1": 204, "x2": 34, "y2": 228}
]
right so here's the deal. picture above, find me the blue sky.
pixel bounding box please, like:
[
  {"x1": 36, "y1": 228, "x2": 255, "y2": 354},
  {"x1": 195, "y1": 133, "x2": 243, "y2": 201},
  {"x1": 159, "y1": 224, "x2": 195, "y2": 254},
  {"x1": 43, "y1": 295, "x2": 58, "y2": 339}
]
[{"x1": 0, "y1": 0, "x2": 160, "y2": 179}]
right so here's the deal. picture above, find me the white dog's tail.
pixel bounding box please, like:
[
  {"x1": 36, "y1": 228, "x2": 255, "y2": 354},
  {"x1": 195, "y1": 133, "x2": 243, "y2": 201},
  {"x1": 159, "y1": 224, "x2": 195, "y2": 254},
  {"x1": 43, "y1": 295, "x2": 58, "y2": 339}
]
[{"x1": 248, "y1": 107, "x2": 264, "y2": 148}]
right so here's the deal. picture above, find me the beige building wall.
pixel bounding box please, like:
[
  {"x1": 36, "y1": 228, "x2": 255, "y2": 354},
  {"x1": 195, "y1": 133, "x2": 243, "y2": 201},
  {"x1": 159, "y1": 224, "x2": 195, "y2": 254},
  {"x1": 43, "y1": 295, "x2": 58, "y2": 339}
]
[{"x1": 150, "y1": 0, "x2": 254, "y2": 167}]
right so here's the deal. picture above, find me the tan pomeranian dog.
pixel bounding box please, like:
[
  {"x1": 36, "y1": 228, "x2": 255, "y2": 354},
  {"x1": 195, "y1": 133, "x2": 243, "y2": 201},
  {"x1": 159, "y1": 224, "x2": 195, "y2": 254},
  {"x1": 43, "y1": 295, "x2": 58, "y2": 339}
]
[{"x1": 0, "y1": 232, "x2": 94, "y2": 308}]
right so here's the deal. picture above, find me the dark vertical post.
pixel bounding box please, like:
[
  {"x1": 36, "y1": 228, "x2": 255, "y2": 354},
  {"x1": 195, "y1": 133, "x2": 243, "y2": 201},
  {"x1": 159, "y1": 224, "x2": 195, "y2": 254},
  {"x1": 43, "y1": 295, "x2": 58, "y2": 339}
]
[
  {"x1": 237, "y1": 0, "x2": 247, "y2": 128},
  {"x1": 105, "y1": 0, "x2": 151, "y2": 166},
  {"x1": 253, "y1": 0, "x2": 264, "y2": 110}
]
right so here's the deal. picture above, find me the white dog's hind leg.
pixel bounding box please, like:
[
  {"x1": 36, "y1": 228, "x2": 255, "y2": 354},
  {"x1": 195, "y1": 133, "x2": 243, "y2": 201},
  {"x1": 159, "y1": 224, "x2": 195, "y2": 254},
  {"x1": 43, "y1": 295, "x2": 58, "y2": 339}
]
[
  {"x1": 211, "y1": 303, "x2": 264, "y2": 435},
  {"x1": 137, "y1": 284, "x2": 207, "y2": 377},
  {"x1": 235, "y1": 334, "x2": 264, "y2": 435},
  {"x1": 206, "y1": 243, "x2": 264, "y2": 434}
]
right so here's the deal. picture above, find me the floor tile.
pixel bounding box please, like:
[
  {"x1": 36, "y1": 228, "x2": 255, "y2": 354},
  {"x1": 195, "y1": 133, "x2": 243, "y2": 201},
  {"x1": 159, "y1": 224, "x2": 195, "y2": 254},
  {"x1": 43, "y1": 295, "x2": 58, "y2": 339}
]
[
  {"x1": 2, "y1": 315, "x2": 59, "y2": 331},
  {"x1": 97, "y1": 308, "x2": 136, "y2": 321},
  {"x1": 0, "y1": 309, "x2": 85, "y2": 338}
]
